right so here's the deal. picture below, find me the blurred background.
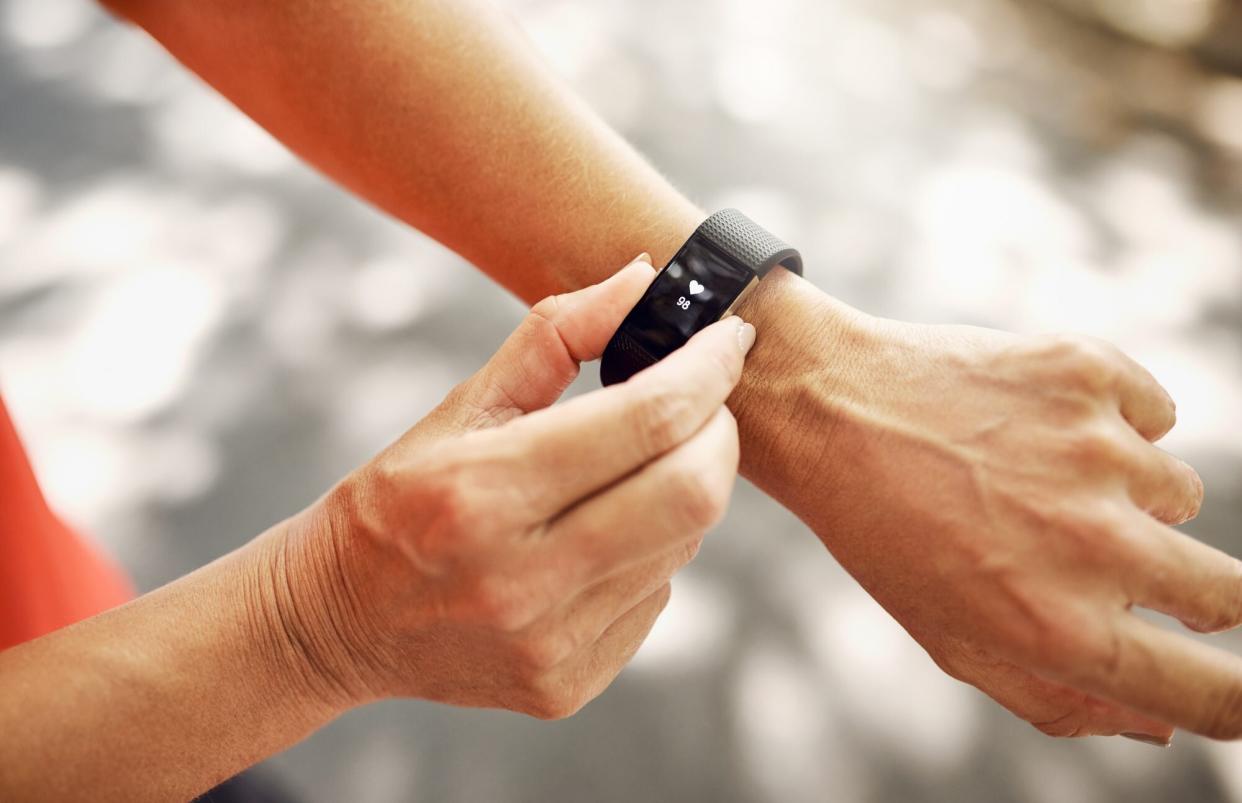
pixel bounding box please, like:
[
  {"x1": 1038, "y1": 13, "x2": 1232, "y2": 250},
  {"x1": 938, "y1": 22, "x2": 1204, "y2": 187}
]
[{"x1": 2, "y1": 0, "x2": 1241, "y2": 800}]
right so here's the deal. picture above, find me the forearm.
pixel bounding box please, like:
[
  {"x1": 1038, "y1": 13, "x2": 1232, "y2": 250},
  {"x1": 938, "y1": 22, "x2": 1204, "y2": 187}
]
[
  {"x1": 106, "y1": 0, "x2": 700, "y2": 298},
  {"x1": 103, "y1": 0, "x2": 846, "y2": 500},
  {"x1": 0, "y1": 515, "x2": 350, "y2": 801}
]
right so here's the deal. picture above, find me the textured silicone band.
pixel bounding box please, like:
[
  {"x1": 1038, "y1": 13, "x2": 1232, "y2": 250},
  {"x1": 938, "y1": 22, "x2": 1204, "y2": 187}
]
[
  {"x1": 696, "y1": 208, "x2": 802, "y2": 277},
  {"x1": 599, "y1": 329, "x2": 658, "y2": 386}
]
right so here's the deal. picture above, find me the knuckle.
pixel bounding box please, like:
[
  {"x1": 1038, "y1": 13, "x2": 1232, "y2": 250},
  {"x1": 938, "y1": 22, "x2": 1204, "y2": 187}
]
[
  {"x1": 468, "y1": 575, "x2": 535, "y2": 632},
  {"x1": 1065, "y1": 427, "x2": 1126, "y2": 470},
  {"x1": 1041, "y1": 334, "x2": 1114, "y2": 391},
  {"x1": 1026, "y1": 500, "x2": 1129, "y2": 566},
  {"x1": 527, "y1": 696, "x2": 581, "y2": 721},
  {"x1": 438, "y1": 380, "x2": 474, "y2": 414},
  {"x1": 515, "y1": 631, "x2": 574, "y2": 671},
  {"x1": 630, "y1": 384, "x2": 696, "y2": 454},
  {"x1": 428, "y1": 476, "x2": 476, "y2": 533},
  {"x1": 1052, "y1": 624, "x2": 1122, "y2": 687},
  {"x1": 1026, "y1": 634, "x2": 1094, "y2": 684},
  {"x1": 351, "y1": 454, "x2": 475, "y2": 566},
  {"x1": 408, "y1": 451, "x2": 473, "y2": 523},
  {"x1": 670, "y1": 469, "x2": 730, "y2": 531},
  {"x1": 1078, "y1": 507, "x2": 1141, "y2": 569},
  {"x1": 523, "y1": 681, "x2": 584, "y2": 721},
  {"x1": 998, "y1": 590, "x2": 1118, "y2": 683},
  {"x1": 524, "y1": 699, "x2": 561, "y2": 721},
  {"x1": 405, "y1": 474, "x2": 479, "y2": 561},
  {"x1": 529, "y1": 293, "x2": 563, "y2": 322},
  {"x1": 1060, "y1": 333, "x2": 1109, "y2": 363},
  {"x1": 1031, "y1": 707, "x2": 1091, "y2": 739}
]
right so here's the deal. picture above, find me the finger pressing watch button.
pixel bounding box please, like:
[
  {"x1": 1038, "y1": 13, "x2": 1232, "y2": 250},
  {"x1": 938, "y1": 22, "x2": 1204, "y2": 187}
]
[{"x1": 600, "y1": 209, "x2": 802, "y2": 386}]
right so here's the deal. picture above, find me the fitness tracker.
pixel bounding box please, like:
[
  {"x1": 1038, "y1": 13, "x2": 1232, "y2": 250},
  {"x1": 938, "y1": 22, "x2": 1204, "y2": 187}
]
[{"x1": 600, "y1": 209, "x2": 802, "y2": 386}]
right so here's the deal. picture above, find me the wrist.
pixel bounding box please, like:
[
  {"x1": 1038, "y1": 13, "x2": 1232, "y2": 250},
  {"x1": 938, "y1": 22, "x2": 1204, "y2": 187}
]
[
  {"x1": 729, "y1": 269, "x2": 880, "y2": 515},
  {"x1": 243, "y1": 497, "x2": 384, "y2": 713}
]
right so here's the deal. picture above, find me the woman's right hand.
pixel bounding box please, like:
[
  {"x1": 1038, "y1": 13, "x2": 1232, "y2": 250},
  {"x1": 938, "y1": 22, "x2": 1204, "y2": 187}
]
[{"x1": 270, "y1": 257, "x2": 755, "y2": 718}]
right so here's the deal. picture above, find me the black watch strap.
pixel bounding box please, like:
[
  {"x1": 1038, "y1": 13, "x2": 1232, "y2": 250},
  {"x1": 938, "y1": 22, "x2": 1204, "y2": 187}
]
[
  {"x1": 696, "y1": 208, "x2": 803, "y2": 277},
  {"x1": 599, "y1": 328, "x2": 659, "y2": 386}
]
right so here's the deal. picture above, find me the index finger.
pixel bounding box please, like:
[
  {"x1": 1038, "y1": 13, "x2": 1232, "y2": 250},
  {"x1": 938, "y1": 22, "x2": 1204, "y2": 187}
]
[{"x1": 493, "y1": 314, "x2": 755, "y2": 520}]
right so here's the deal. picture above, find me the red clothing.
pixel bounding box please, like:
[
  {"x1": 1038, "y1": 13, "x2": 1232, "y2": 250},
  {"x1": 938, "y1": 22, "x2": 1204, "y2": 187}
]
[{"x1": 0, "y1": 397, "x2": 133, "y2": 650}]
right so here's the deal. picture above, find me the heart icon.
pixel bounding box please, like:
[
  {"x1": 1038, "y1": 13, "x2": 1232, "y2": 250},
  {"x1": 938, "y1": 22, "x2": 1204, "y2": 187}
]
[{"x1": 688, "y1": 280, "x2": 705, "y2": 296}]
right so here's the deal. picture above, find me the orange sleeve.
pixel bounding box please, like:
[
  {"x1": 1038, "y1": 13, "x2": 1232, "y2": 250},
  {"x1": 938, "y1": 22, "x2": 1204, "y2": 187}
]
[{"x1": 0, "y1": 396, "x2": 134, "y2": 651}]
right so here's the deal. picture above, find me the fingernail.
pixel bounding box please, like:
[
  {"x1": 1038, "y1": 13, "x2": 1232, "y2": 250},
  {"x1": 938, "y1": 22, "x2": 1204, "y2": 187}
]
[
  {"x1": 635, "y1": 252, "x2": 652, "y2": 265},
  {"x1": 1121, "y1": 732, "x2": 1172, "y2": 748},
  {"x1": 736, "y1": 318, "x2": 756, "y2": 355}
]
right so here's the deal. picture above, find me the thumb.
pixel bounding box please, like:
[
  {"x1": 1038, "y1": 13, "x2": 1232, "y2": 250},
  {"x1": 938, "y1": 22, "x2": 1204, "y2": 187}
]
[{"x1": 455, "y1": 254, "x2": 656, "y2": 425}]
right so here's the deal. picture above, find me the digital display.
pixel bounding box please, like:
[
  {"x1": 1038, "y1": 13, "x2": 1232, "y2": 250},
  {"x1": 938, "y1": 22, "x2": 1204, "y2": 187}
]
[{"x1": 615, "y1": 238, "x2": 755, "y2": 361}]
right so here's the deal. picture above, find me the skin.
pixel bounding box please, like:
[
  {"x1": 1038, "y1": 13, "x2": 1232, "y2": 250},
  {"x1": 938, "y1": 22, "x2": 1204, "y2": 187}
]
[{"x1": 3, "y1": 0, "x2": 1241, "y2": 794}]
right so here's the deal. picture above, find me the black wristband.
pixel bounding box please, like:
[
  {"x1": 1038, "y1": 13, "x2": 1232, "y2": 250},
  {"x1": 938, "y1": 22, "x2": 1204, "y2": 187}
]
[
  {"x1": 600, "y1": 209, "x2": 801, "y2": 386},
  {"x1": 695, "y1": 208, "x2": 802, "y2": 279}
]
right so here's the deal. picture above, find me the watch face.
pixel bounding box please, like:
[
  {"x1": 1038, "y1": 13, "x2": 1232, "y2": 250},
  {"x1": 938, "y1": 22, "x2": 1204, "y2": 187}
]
[{"x1": 619, "y1": 238, "x2": 755, "y2": 360}]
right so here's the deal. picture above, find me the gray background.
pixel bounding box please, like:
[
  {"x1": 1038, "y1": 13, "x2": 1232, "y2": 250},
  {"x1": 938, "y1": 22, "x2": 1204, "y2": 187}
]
[{"x1": 2, "y1": 0, "x2": 1241, "y2": 801}]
